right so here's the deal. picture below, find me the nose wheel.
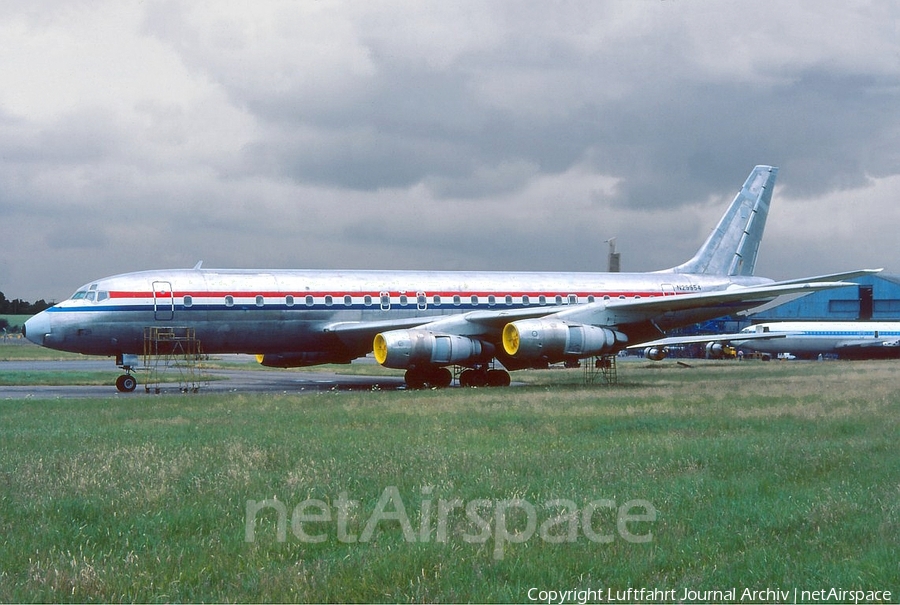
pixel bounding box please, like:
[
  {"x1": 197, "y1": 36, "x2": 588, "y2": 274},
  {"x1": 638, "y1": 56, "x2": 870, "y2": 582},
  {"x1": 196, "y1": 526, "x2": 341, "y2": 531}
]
[{"x1": 115, "y1": 374, "x2": 138, "y2": 393}]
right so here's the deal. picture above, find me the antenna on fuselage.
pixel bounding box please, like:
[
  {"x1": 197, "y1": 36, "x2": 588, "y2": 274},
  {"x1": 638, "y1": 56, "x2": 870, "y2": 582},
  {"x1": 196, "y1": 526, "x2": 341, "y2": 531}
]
[{"x1": 193, "y1": 261, "x2": 204, "y2": 270}]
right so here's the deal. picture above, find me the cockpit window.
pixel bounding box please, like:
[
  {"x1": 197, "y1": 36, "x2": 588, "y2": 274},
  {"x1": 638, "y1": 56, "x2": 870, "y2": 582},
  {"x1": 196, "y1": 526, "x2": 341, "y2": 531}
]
[
  {"x1": 85, "y1": 292, "x2": 96, "y2": 302},
  {"x1": 72, "y1": 291, "x2": 88, "y2": 300}
]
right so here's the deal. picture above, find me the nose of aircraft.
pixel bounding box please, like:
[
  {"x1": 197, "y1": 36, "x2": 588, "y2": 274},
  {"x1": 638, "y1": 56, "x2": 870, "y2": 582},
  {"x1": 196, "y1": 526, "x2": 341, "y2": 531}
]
[{"x1": 24, "y1": 311, "x2": 51, "y2": 346}]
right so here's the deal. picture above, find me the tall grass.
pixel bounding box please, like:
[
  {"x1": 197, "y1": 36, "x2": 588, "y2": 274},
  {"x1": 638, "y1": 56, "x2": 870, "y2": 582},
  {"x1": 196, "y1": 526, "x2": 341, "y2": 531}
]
[{"x1": 0, "y1": 360, "x2": 897, "y2": 602}]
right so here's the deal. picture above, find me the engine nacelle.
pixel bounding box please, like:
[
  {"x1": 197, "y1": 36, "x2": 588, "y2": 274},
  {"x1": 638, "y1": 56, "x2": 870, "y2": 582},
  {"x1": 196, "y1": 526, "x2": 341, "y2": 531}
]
[
  {"x1": 373, "y1": 329, "x2": 494, "y2": 369},
  {"x1": 706, "y1": 342, "x2": 725, "y2": 359},
  {"x1": 643, "y1": 347, "x2": 667, "y2": 361},
  {"x1": 502, "y1": 319, "x2": 625, "y2": 363},
  {"x1": 256, "y1": 352, "x2": 353, "y2": 368}
]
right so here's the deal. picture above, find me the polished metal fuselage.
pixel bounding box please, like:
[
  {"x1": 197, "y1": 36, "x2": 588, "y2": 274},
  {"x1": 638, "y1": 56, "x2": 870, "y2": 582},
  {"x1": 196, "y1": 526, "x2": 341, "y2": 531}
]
[{"x1": 29, "y1": 267, "x2": 767, "y2": 358}]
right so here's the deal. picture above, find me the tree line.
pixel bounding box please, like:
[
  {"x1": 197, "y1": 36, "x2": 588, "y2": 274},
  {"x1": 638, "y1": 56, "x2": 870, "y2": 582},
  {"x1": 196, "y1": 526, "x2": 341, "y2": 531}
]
[
  {"x1": 0, "y1": 292, "x2": 51, "y2": 315},
  {"x1": 0, "y1": 292, "x2": 51, "y2": 333}
]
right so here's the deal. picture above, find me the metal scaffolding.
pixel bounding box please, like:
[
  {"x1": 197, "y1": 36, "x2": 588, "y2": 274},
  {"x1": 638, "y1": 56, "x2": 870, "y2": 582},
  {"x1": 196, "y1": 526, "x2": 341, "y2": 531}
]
[
  {"x1": 583, "y1": 354, "x2": 618, "y2": 385},
  {"x1": 142, "y1": 326, "x2": 206, "y2": 393}
]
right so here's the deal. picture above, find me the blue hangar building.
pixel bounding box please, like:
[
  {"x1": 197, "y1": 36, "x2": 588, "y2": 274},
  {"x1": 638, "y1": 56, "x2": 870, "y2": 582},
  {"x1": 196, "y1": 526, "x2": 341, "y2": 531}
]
[{"x1": 752, "y1": 273, "x2": 900, "y2": 321}]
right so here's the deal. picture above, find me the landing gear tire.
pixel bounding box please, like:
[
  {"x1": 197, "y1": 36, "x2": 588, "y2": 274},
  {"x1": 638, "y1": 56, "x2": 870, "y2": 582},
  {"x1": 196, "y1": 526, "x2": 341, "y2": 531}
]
[
  {"x1": 116, "y1": 374, "x2": 137, "y2": 393},
  {"x1": 405, "y1": 367, "x2": 454, "y2": 389},
  {"x1": 486, "y1": 369, "x2": 511, "y2": 387},
  {"x1": 432, "y1": 367, "x2": 453, "y2": 388},
  {"x1": 458, "y1": 369, "x2": 480, "y2": 387}
]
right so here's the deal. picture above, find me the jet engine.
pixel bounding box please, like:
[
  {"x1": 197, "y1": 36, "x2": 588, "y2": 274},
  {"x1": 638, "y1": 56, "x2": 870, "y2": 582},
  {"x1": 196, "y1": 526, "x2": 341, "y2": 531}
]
[
  {"x1": 705, "y1": 342, "x2": 725, "y2": 359},
  {"x1": 373, "y1": 329, "x2": 494, "y2": 369},
  {"x1": 501, "y1": 319, "x2": 625, "y2": 364},
  {"x1": 643, "y1": 347, "x2": 668, "y2": 361}
]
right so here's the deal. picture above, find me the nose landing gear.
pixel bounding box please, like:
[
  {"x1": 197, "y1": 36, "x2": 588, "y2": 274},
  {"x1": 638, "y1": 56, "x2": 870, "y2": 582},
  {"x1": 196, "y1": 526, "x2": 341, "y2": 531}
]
[
  {"x1": 115, "y1": 373, "x2": 138, "y2": 393},
  {"x1": 115, "y1": 353, "x2": 139, "y2": 392}
]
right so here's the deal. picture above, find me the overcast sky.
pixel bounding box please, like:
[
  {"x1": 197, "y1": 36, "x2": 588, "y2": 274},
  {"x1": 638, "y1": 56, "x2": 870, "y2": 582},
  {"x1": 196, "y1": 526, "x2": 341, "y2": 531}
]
[{"x1": 2, "y1": 1, "x2": 899, "y2": 302}]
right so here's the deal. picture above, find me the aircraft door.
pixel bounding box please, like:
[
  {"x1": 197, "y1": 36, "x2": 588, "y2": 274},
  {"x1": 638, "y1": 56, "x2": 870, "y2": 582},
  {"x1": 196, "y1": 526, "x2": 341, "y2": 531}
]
[{"x1": 153, "y1": 281, "x2": 175, "y2": 321}]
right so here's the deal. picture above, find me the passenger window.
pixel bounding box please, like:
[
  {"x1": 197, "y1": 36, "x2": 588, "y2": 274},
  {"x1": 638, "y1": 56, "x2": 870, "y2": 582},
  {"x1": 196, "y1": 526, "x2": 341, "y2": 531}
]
[
  {"x1": 344, "y1": 295, "x2": 352, "y2": 307},
  {"x1": 325, "y1": 295, "x2": 333, "y2": 306},
  {"x1": 256, "y1": 295, "x2": 265, "y2": 307},
  {"x1": 470, "y1": 295, "x2": 478, "y2": 306},
  {"x1": 522, "y1": 295, "x2": 530, "y2": 306},
  {"x1": 505, "y1": 295, "x2": 513, "y2": 305},
  {"x1": 225, "y1": 295, "x2": 234, "y2": 307},
  {"x1": 433, "y1": 295, "x2": 442, "y2": 306},
  {"x1": 453, "y1": 295, "x2": 461, "y2": 306},
  {"x1": 400, "y1": 295, "x2": 408, "y2": 306},
  {"x1": 306, "y1": 295, "x2": 314, "y2": 307},
  {"x1": 183, "y1": 295, "x2": 193, "y2": 308},
  {"x1": 488, "y1": 295, "x2": 496, "y2": 306},
  {"x1": 364, "y1": 295, "x2": 372, "y2": 306},
  {"x1": 285, "y1": 295, "x2": 294, "y2": 307},
  {"x1": 539, "y1": 295, "x2": 547, "y2": 305}
]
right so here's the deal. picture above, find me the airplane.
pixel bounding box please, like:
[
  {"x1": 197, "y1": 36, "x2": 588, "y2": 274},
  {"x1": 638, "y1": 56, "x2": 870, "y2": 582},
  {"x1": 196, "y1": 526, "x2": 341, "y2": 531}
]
[
  {"x1": 733, "y1": 321, "x2": 900, "y2": 360},
  {"x1": 631, "y1": 320, "x2": 900, "y2": 361},
  {"x1": 24, "y1": 165, "x2": 879, "y2": 392}
]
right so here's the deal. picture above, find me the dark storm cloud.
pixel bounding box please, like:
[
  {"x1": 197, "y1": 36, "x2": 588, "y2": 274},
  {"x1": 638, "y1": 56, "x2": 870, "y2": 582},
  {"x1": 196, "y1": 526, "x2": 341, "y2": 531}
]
[{"x1": 3, "y1": 1, "x2": 900, "y2": 301}]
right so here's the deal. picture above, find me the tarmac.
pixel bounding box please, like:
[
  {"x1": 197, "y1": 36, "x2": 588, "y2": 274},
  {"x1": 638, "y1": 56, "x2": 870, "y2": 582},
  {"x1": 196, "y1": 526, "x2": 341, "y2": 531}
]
[{"x1": 1, "y1": 357, "x2": 407, "y2": 400}]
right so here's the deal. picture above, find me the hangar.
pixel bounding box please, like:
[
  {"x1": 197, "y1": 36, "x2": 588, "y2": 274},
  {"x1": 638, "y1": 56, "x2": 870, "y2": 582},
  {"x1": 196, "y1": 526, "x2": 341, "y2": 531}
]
[
  {"x1": 665, "y1": 274, "x2": 900, "y2": 354},
  {"x1": 752, "y1": 273, "x2": 900, "y2": 321}
]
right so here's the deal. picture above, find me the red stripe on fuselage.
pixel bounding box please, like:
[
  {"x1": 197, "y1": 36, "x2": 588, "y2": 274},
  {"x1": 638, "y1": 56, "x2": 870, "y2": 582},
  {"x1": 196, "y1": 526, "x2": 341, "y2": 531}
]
[{"x1": 107, "y1": 290, "x2": 678, "y2": 300}]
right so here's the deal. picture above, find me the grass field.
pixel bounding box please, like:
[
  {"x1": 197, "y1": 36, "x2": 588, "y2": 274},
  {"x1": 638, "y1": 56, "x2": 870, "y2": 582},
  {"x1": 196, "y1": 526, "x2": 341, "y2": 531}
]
[
  {"x1": 0, "y1": 358, "x2": 898, "y2": 602},
  {"x1": 0, "y1": 314, "x2": 31, "y2": 333}
]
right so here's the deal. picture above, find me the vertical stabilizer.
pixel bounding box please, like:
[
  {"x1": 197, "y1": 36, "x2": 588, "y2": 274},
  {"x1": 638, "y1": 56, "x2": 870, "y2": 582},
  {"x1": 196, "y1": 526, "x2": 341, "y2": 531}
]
[{"x1": 670, "y1": 165, "x2": 777, "y2": 276}]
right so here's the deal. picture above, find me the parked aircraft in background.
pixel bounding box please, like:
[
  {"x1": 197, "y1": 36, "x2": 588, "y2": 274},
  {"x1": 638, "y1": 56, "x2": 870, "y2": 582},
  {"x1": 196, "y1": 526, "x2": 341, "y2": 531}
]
[
  {"x1": 735, "y1": 322, "x2": 900, "y2": 359},
  {"x1": 637, "y1": 321, "x2": 900, "y2": 361},
  {"x1": 25, "y1": 166, "x2": 876, "y2": 391}
]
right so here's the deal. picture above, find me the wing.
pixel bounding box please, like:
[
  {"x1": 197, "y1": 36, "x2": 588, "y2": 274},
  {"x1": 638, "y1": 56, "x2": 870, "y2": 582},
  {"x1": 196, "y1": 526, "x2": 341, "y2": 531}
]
[
  {"x1": 631, "y1": 331, "x2": 788, "y2": 350},
  {"x1": 550, "y1": 281, "x2": 853, "y2": 334},
  {"x1": 322, "y1": 279, "x2": 858, "y2": 362},
  {"x1": 324, "y1": 306, "x2": 555, "y2": 345}
]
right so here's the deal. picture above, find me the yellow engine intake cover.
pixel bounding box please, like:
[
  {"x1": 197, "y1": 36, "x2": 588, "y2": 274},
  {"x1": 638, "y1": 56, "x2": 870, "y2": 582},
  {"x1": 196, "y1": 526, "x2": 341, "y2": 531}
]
[
  {"x1": 373, "y1": 333, "x2": 388, "y2": 365},
  {"x1": 502, "y1": 323, "x2": 521, "y2": 355}
]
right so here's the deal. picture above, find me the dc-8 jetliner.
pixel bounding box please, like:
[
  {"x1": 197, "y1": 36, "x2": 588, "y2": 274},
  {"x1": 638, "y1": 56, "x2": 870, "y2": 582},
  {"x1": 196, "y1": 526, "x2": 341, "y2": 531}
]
[
  {"x1": 636, "y1": 321, "x2": 900, "y2": 361},
  {"x1": 735, "y1": 322, "x2": 900, "y2": 360},
  {"x1": 25, "y1": 166, "x2": 876, "y2": 391}
]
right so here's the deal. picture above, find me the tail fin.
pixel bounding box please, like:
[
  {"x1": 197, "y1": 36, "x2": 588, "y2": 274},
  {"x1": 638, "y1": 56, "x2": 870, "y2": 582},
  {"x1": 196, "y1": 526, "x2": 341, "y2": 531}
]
[{"x1": 669, "y1": 165, "x2": 778, "y2": 276}]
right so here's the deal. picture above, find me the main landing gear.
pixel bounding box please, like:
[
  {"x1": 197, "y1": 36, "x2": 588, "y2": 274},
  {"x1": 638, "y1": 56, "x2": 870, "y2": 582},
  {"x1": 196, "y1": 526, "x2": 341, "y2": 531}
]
[
  {"x1": 404, "y1": 367, "x2": 453, "y2": 389},
  {"x1": 403, "y1": 365, "x2": 511, "y2": 389}
]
